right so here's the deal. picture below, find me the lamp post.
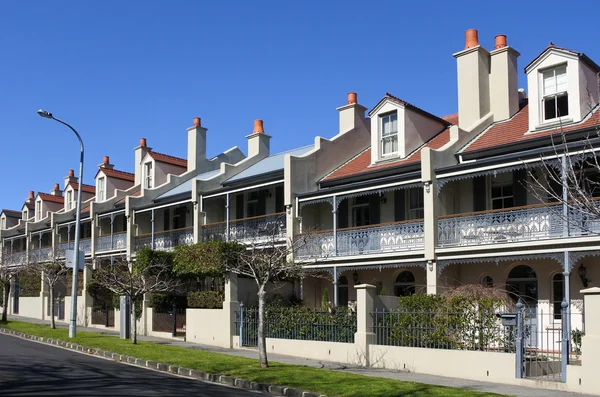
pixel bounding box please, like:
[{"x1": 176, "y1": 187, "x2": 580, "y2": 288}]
[{"x1": 37, "y1": 109, "x2": 84, "y2": 339}]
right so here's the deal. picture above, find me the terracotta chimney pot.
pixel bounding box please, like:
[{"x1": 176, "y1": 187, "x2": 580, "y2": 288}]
[
  {"x1": 494, "y1": 34, "x2": 507, "y2": 49},
  {"x1": 347, "y1": 92, "x2": 357, "y2": 104},
  {"x1": 253, "y1": 119, "x2": 264, "y2": 134},
  {"x1": 193, "y1": 117, "x2": 201, "y2": 127},
  {"x1": 68, "y1": 169, "x2": 75, "y2": 177},
  {"x1": 103, "y1": 155, "x2": 109, "y2": 164},
  {"x1": 465, "y1": 29, "x2": 479, "y2": 49},
  {"x1": 140, "y1": 138, "x2": 147, "y2": 147},
  {"x1": 29, "y1": 191, "x2": 35, "y2": 200},
  {"x1": 53, "y1": 183, "x2": 59, "y2": 190}
]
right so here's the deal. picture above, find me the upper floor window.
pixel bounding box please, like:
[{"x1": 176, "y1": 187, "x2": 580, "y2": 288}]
[
  {"x1": 36, "y1": 202, "x2": 42, "y2": 220},
  {"x1": 23, "y1": 210, "x2": 28, "y2": 220},
  {"x1": 542, "y1": 65, "x2": 568, "y2": 121},
  {"x1": 67, "y1": 190, "x2": 73, "y2": 210},
  {"x1": 246, "y1": 191, "x2": 259, "y2": 218},
  {"x1": 407, "y1": 188, "x2": 424, "y2": 219},
  {"x1": 352, "y1": 196, "x2": 371, "y2": 227},
  {"x1": 491, "y1": 173, "x2": 513, "y2": 210},
  {"x1": 1, "y1": 217, "x2": 5, "y2": 229},
  {"x1": 380, "y1": 112, "x2": 398, "y2": 157},
  {"x1": 145, "y1": 162, "x2": 153, "y2": 189},
  {"x1": 98, "y1": 177, "x2": 105, "y2": 201}
]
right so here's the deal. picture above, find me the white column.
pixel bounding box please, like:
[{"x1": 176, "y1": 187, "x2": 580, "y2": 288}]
[{"x1": 354, "y1": 284, "x2": 376, "y2": 366}]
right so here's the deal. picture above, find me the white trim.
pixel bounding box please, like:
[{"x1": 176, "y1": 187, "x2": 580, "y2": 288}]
[
  {"x1": 133, "y1": 198, "x2": 192, "y2": 214},
  {"x1": 57, "y1": 217, "x2": 92, "y2": 228},
  {"x1": 299, "y1": 178, "x2": 421, "y2": 203},
  {"x1": 437, "y1": 242, "x2": 600, "y2": 260},
  {"x1": 30, "y1": 228, "x2": 52, "y2": 236},
  {"x1": 203, "y1": 179, "x2": 284, "y2": 199},
  {"x1": 3, "y1": 235, "x2": 27, "y2": 242},
  {"x1": 301, "y1": 255, "x2": 425, "y2": 268},
  {"x1": 97, "y1": 209, "x2": 126, "y2": 219}
]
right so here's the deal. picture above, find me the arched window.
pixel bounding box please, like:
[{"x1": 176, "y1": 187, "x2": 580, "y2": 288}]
[
  {"x1": 481, "y1": 275, "x2": 494, "y2": 288},
  {"x1": 375, "y1": 281, "x2": 384, "y2": 296},
  {"x1": 338, "y1": 276, "x2": 349, "y2": 306},
  {"x1": 394, "y1": 271, "x2": 415, "y2": 297},
  {"x1": 552, "y1": 273, "x2": 565, "y2": 320},
  {"x1": 506, "y1": 265, "x2": 538, "y2": 304}
]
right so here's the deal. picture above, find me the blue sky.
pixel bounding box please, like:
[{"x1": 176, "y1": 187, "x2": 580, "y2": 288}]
[{"x1": 1, "y1": 0, "x2": 598, "y2": 211}]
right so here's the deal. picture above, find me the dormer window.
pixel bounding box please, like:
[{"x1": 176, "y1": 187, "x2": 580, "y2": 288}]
[
  {"x1": 23, "y1": 210, "x2": 28, "y2": 220},
  {"x1": 98, "y1": 177, "x2": 105, "y2": 201},
  {"x1": 380, "y1": 112, "x2": 398, "y2": 157},
  {"x1": 145, "y1": 162, "x2": 153, "y2": 189},
  {"x1": 36, "y1": 202, "x2": 42, "y2": 220},
  {"x1": 542, "y1": 65, "x2": 568, "y2": 121},
  {"x1": 1, "y1": 217, "x2": 5, "y2": 229},
  {"x1": 67, "y1": 190, "x2": 73, "y2": 210}
]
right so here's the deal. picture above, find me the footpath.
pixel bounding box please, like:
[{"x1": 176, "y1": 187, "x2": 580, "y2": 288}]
[{"x1": 6, "y1": 315, "x2": 593, "y2": 397}]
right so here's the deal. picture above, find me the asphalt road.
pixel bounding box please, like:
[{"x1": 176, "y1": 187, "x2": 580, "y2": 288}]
[{"x1": 0, "y1": 333, "x2": 258, "y2": 396}]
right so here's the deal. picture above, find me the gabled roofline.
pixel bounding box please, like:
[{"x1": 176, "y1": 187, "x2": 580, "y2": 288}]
[
  {"x1": 524, "y1": 44, "x2": 600, "y2": 73},
  {"x1": 368, "y1": 93, "x2": 451, "y2": 127}
]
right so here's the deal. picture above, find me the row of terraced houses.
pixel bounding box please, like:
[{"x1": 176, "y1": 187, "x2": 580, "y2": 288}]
[{"x1": 2, "y1": 30, "x2": 600, "y2": 389}]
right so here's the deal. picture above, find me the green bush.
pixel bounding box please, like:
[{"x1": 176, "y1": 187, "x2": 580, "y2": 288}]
[
  {"x1": 187, "y1": 291, "x2": 224, "y2": 309},
  {"x1": 18, "y1": 271, "x2": 41, "y2": 297},
  {"x1": 149, "y1": 294, "x2": 186, "y2": 311}
]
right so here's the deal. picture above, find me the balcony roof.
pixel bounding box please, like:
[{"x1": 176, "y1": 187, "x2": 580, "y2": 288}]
[{"x1": 155, "y1": 169, "x2": 221, "y2": 201}]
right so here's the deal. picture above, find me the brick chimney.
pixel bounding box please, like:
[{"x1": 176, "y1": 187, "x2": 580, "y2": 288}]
[
  {"x1": 63, "y1": 169, "x2": 78, "y2": 189},
  {"x1": 187, "y1": 117, "x2": 207, "y2": 172},
  {"x1": 337, "y1": 92, "x2": 367, "y2": 134},
  {"x1": 453, "y1": 29, "x2": 491, "y2": 130},
  {"x1": 50, "y1": 183, "x2": 62, "y2": 196},
  {"x1": 489, "y1": 34, "x2": 520, "y2": 122},
  {"x1": 246, "y1": 119, "x2": 271, "y2": 158},
  {"x1": 99, "y1": 155, "x2": 114, "y2": 170},
  {"x1": 26, "y1": 190, "x2": 35, "y2": 204},
  {"x1": 134, "y1": 137, "x2": 152, "y2": 186}
]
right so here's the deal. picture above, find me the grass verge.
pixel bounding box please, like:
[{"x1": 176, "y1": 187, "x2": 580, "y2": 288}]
[{"x1": 1, "y1": 320, "x2": 505, "y2": 397}]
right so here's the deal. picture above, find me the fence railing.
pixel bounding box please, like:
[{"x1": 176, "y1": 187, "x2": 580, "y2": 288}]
[
  {"x1": 235, "y1": 305, "x2": 357, "y2": 346},
  {"x1": 96, "y1": 232, "x2": 127, "y2": 252},
  {"x1": 152, "y1": 307, "x2": 186, "y2": 336},
  {"x1": 296, "y1": 220, "x2": 424, "y2": 259},
  {"x1": 371, "y1": 308, "x2": 515, "y2": 352},
  {"x1": 91, "y1": 306, "x2": 115, "y2": 327},
  {"x1": 135, "y1": 227, "x2": 194, "y2": 251},
  {"x1": 201, "y1": 213, "x2": 287, "y2": 244}
]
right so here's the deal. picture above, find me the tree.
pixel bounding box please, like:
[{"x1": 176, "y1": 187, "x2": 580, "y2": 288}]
[
  {"x1": 92, "y1": 252, "x2": 180, "y2": 344},
  {"x1": 0, "y1": 253, "x2": 33, "y2": 322},
  {"x1": 34, "y1": 259, "x2": 68, "y2": 329}
]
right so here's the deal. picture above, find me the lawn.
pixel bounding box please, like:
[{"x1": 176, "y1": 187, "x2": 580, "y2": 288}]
[{"x1": 0, "y1": 320, "x2": 506, "y2": 397}]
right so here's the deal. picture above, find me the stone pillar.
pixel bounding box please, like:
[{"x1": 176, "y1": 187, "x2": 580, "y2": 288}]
[
  {"x1": 40, "y1": 269, "x2": 47, "y2": 320},
  {"x1": 82, "y1": 264, "x2": 93, "y2": 326},
  {"x1": 354, "y1": 284, "x2": 376, "y2": 366},
  {"x1": 421, "y1": 148, "x2": 440, "y2": 295},
  {"x1": 224, "y1": 272, "x2": 240, "y2": 349},
  {"x1": 578, "y1": 287, "x2": 600, "y2": 393}
]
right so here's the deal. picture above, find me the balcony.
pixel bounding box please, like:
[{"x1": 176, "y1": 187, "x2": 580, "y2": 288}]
[
  {"x1": 134, "y1": 227, "x2": 194, "y2": 251},
  {"x1": 3, "y1": 251, "x2": 27, "y2": 266},
  {"x1": 201, "y1": 212, "x2": 286, "y2": 244},
  {"x1": 56, "y1": 238, "x2": 92, "y2": 256},
  {"x1": 437, "y1": 202, "x2": 600, "y2": 248},
  {"x1": 97, "y1": 232, "x2": 127, "y2": 252},
  {"x1": 296, "y1": 219, "x2": 425, "y2": 259}
]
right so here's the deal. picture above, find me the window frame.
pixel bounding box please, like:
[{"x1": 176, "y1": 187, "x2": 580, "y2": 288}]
[
  {"x1": 406, "y1": 187, "x2": 424, "y2": 220},
  {"x1": 489, "y1": 173, "x2": 514, "y2": 210},
  {"x1": 36, "y1": 201, "x2": 42, "y2": 220},
  {"x1": 351, "y1": 196, "x2": 371, "y2": 227},
  {"x1": 98, "y1": 177, "x2": 106, "y2": 201},
  {"x1": 67, "y1": 190, "x2": 73, "y2": 210},
  {"x1": 541, "y1": 65, "x2": 569, "y2": 122},
  {"x1": 379, "y1": 111, "x2": 399, "y2": 158},
  {"x1": 145, "y1": 162, "x2": 153, "y2": 189}
]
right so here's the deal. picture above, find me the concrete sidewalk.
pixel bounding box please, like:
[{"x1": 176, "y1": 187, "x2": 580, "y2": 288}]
[{"x1": 6, "y1": 315, "x2": 594, "y2": 397}]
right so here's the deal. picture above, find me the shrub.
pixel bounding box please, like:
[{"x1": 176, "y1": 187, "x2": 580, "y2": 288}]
[
  {"x1": 149, "y1": 294, "x2": 187, "y2": 311},
  {"x1": 187, "y1": 291, "x2": 224, "y2": 309},
  {"x1": 18, "y1": 271, "x2": 41, "y2": 297}
]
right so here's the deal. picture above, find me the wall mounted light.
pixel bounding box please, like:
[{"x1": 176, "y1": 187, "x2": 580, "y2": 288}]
[{"x1": 424, "y1": 181, "x2": 431, "y2": 193}]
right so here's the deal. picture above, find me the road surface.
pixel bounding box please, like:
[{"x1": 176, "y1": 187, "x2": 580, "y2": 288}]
[{"x1": 0, "y1": 333, "x2": 258, "y2": 396}]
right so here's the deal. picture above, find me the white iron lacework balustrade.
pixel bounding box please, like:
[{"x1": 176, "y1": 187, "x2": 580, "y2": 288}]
[
  {"x1": 296, "y1": 220, "x2": 424, "y2": 259},
  {"x1": 200, "y1": 213, "x2": 287, "y2": 244},
  {"x1": 437, "y1": 202, "x2": 600, "y2": 247},
  {"x1": 39, "y1": 247, "x2": 53, "y2": 260},
  {"x1": 135, "y1": 227, "x2": 194, "y2": 252},
  {"x1": 96, "y1": 232, "x2": 127, "y2": 252},
  {"x1": 79, "y1": 239, "x2": 92, "y2": 254},
  {"x1": 3, "y1": 251, "x2": 26, "y2": 266}
]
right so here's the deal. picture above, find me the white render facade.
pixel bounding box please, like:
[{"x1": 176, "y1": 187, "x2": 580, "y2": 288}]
[{"x1": 1, "y1": 30, "x2": 599, "y2": 342}]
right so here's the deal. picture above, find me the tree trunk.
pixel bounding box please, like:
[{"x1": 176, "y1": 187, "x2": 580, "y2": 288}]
[
  {"x1": 257, "y1": 287, "x2": 268, "y2": 368},
  {"x1": 131, "y1": 298, "x2": 137, "y2": 344},
  {"x1": 1, "y1": 283, "x2": 10, "y2": 322},
  {"x1": 49, "y1": 287, "x2": 56, "y2": 329}
]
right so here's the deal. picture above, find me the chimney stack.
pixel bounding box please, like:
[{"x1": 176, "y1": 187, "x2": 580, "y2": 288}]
[
  {"x1": 99, "y1": 155, "x2": 114, "y2": 170},
  {"x1": 187, "y1": 116, "x2": 207, "y2": 172},
  {"x1": 337, "y1": 92, "x2": 367, "y2": 134},
  {"x1": 50, "y1": 183, "x2": 62, "y2": 196},
  {"x1": 490, "y1": 34, "x2": 520, "y2": 122},
  {"x1": 64, "y1": 169, "x2": 78, "y2": 189},
  {"x1": 246, "y1": 119, "x2": 271, "y2": 158},
  {"x1": 454, "y1": 29, "x2": 491, "y2": 130},
  {"x1": 27, "y1": 190, "x2": 35, "y2": 203},
  {"x1": 134, "y1": 137, "x2": 152, "y2": 186}
]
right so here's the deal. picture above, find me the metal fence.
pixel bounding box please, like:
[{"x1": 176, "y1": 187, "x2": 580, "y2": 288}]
[
  {"x1": 91, "y1": 306, "x2": 115, "y2": 327},
  {"x1": 235, "y1": 304, "x2": 357, "y2": 347},
  {"x1": 371, "y1": 308, "x2": 516, "y2": 352}
]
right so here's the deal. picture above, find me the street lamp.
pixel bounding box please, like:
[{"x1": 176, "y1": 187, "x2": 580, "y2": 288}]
[{"x1": 37, "y1": 109, "x2": 84, "y2": 339}]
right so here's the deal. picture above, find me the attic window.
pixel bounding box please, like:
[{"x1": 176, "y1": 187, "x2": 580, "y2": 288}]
[
  {"x1": 542, "y1": 66, "x2": 568, "y2": 121},
  {"x1": 145, "y1": 162, "x2": 153, "y2": 189},
  {"x1": 380, "y1": 112, "x2": 398, "y2": 157},
  {"x1": 23, "y1": 210, "x2": 28, "y2": 220},
  {"x1": 98, "y1": 177, "x2": 105, "y2": 201}
]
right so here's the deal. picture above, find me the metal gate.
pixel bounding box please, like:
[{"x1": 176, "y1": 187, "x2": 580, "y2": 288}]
[
  {"x1": 516, "y1": 300, "x2": 568, "y2": 382},
  {"x1": 235, "y1": 304, "x2": 258, "y2": 347},
  {"x1": 12, "y1": 278, "x2": 19, "y2": 314}
]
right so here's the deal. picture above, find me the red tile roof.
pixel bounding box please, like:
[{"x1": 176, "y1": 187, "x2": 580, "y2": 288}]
[
  {"x1": 115, "y1": 188, "x2": 141, "y2": 206},
  {"x1": 461, "y1": 105, "x2": 600, "y2": 153},
  {"x1": 323, "y1": 128, "x2": 452, "y2": 181},
  {"x1": 2, "y1": 209, "x2": 21, "y2": 216},
  {"x1": 99, "y1": 168, "x2": 135, "y2": 182},
  {"x1": 148, "y1": 150, "x2": 187, "y2": 168},
  {"x1": 38, "y1": 193, "x2": 65, "y2": 204},
  {"x1": 442, "y1": 113, "x2": 459, "y2": 125},
  {"x1": 68, "y1": 182, "x2": 96, "y2": 194}
]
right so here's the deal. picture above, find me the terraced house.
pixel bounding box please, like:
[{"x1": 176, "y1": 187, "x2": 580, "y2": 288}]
[{"x1": 1, "y1": 29, "x2": 599, "y2": 375}]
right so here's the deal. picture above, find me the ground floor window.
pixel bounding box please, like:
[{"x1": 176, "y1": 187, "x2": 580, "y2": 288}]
[
  {"x1": 394, "y1": 271, "x2": 415, "y2": 297},
  {"x1": 552, "y1": 273, "x2": 564, "y2": 320}
]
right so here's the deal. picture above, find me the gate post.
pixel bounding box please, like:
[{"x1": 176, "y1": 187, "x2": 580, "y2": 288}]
[
  {"x1": 515, "y1": 300, "x2": 524, "y2": 379},
  {"x1": 239, "y1": 302, "x2": 244, "y2": 347},
  {"x1": 172, "y1": 301, "x2": 177, "y2": 337},
  {"x1": 561, "y1": 299, "x2": 569, "y2": 382}
]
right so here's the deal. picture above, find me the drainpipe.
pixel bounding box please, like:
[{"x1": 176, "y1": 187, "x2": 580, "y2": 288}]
[
  {"x1": 151, "y1": 208, "x2": 155, "y2": 250},
  {"x1": 225, "y1": 193, "x2": 230, "y2": 242},
  {"x1": 332, "y1": 195, "x2": 337, "y2": 256},
  {"x1": 561, "y1": 154, "x2": 571, "y2": 363}
]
